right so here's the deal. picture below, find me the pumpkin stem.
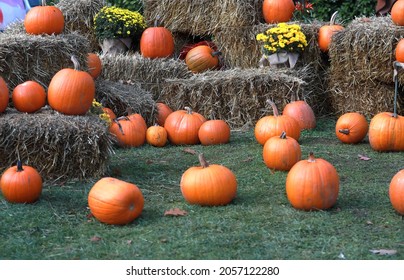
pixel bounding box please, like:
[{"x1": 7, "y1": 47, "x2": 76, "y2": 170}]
[
  {"x1": 184, "y1": 106, "x2": 193, "y2": 114},
  {"x1": 280, "y1": 131, "x2": 287, "y2": 139},
  {"x1": 308, "y1": 152, "x2": 316, "y2": 163},
  {"x1": 338, "y1": 129, "x2": 350, "y2": 135},
  {"x1": 198, "y1": 153, "x2": 210, "y2": 168},
  {"x1": 17, "y1": 160, "x2": 24, "y2": 172},
  {"x1": 212, "y1": 51, "x2": 222, "y2": 57},
  {"x1": 393, "y1": 61, "x2": 402, "y2": 118},
  {"x1": 154, "y1": 16, "x2": 160, "y2": 27},
  {"x1": 113, "y1": 117, "x2": 128, "y2": 135},
  {"x1": 266, "y1": 100, "x2": 279, "y2": 117},
  {"x1": 330, "y1": 11, "x2": 339, "y2": 25},
  {"x1": 41, "y1": 0, "x2": 46, "y2": 6},
  {"x1": 71, "y1": 55, "x2": 81, "y2": 71}
]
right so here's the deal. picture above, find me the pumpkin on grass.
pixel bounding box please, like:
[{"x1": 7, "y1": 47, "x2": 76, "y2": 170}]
[
  {"x1": 180, "y1": 153, "x2": 237, "y2": 206},
  {"x1": 24, "y1": 0, "x2": 64, "y2": 35},
  {"x1": 335, "y1": 112, "x2": 369, "y2": 144},
  {"x1": 318, "y1": 11, "x2": 344, "y2": 53},
  {"x1": 109, "y1": 116, "x2": 146, "y2": 147},
  {"x1": 282, "y1": 97, "x2": 316, "y2": 130},
  {"x1": 262, "y1": 0, "x2": 295, "y2": 24},
  {"x1": 0, "y1": 76, "x2": 9, "y2": 113},
  {"x1": 389, "y1": 169, "x2": 404, "y2": 215},
  {"x1": 198, "y1": 119, "x2": 231, "y2": 145},
  {"x1": 12, "y1": 81, "x2": 46, "y2": 113},
  {"x1": 0, "y1": 160, "x2": 42, "y2": 203},
  {"x1": 88, "y1": 177, "x2": 144, "y2": 225},
  {"x1": 156, "y1": 102, "x2": 173, "y2": 126},
  {"x1": 185, "y1": 45, "x2": 221, "y2": 73},
  {"x1": 140, "y1": 19, "x2": 174, "y2": 59},
  {"x1": 146, "y1": 124, "x2": 167, "y2": 147}
]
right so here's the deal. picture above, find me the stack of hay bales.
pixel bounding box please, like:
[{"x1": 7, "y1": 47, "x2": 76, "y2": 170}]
[{"x1": 328, "y1": 16, "x2": 404, "y2": 118}]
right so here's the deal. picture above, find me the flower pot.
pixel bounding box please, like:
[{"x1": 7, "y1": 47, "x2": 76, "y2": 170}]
[
  {"x1": 259, "y1": 51, "x2": 299, "y2": 69},
  {"x1": 100, "y1": 38, "x2": 133, "y2": 55}
]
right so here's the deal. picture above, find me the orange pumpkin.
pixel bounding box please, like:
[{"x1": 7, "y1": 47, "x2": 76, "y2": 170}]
[
  {"x1": 368, "y1": 112, "x2": 404, "y2": 152},
  {"x1": 156, "y1": 102, "x2": 173, "y2": 126},
  {"x1": 180, "y1": 153, "x2": 237, "y2": 206},
  {"x1": 335, "y1": 112, "x2": 369, "y2": 144},
  {"x1": 286, "y1": 152, "x2": 339, "y2": 211},
  {"x1": 24, "y1": 0, "x2": 64, "y2": 35},
  {"x1": 87, "y1": 53, "x2": 102, "y2": 79},
  {"x1": 102, "y1": 107, "x2": 116, "y2": 120},
  {"x1": 282, "y1": 100, "x2": 316, "y2": 130},
  {"x1": 146, "y1": 124, "x2": 168, "y2": 147},
  {"x1": 389, "y1": 169, "x2": 404, "y2": 215},
  {"x1": 109, "y1": 117, "x2": 146, "y2": 147},
  {"x1": 395, "y1": 39, "x2": 404, "y2": 63},
  {"x1": 0, "y1": 160, "x2": 43, "y2": 203},
  {"x1": 392, "y1": 0, "x2": 404, "y2": 26},
  {"x1": 164, "y1": 107, "x2": 206, "y2": 145},
  {"x1": 48, "y1": 56, "x2": 95, "y2": 115},
  {"x1": 255, "y1": 100, "x2": 301, "y2": 145},
  {"x1": 0, "y1": 76, "x2": 9, "y2": 113},
  {"x1": 88, "y1": 177, "x2": 144, "y2": 225},
  {"x1": 263, "y1": 131, "x2": 301, "y2": 171},
  {"x1": 262, "y1": 0, "x2": 295, "y2": 24},
  {"x1": 140, "y1": 20, "x2": 174, "y2": 59},
  {"x1": 127, "y1": 113, "x2": 147, "y2": 132},
  {"x1": 198, "y1": 120, "x2": 231, "y2": 145},
  {"x1": 318, "y1": 11, "x2": 344, "y2": 53},
  {"x1": 185, "y1": 45, "x2": 221, "y2": 73},
  {"x1": 12, "y1": 81, "x2": 46, "y2": 113}
]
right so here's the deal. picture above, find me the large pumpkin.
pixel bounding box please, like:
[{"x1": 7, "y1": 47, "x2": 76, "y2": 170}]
[
  {"x1": 88, "y1": 177, "x2": 144, "y2": 225},
  {"x1": 156, "y1": 102, "x2": 173, "y2": 126},
  {"x1": 262, "y1": 0, "x2": 295, "y2": 24},
  {"x1": 0, "y1": 160, "x2": 43, "y2": 203},
  {"x1": 164, "y1": 107, "x2": 206, "y2": 145},
  {"x1": 335, "y1": 112, "x2": 369, "y2": 144},
  {"x1": 48, "y1": 56, "x2": 95, "y2": 115},
  {"x1": 389, "y1": 169, "x2": 404, "y2": 215},
  {"x1": 180, "y1": 153, "x2": 237, "y2": 206},
  {"x1": 185, "y1": 45, "x2": 221, "y2": 73},
  {"x1": 255, "y1": 100, "x2": 301, "y2": 145},
  {"x1": 368, "y1": 112, "x2": 404, "y2": 152},
  {"x1": 392, "y1": 0, "x2": 404, "y2": 26},
  {"x1": 12, "y1": 81, "x2": 46, "y2": 113},
  {"x1": 109, "y1": 117, "x2": 146, "y2": 147},
  {"x1": 0, "y1": 76, "x2": 9, "y2": 113},
  {"x1": 286, "y1": 152, "x2": 339, "y2": 211},
  {"x1": 198, "y1": 119, "x2": 231, "y2": 145},
  {"x1": 87, "y1": 53, "x2": 102, "y2": 79},
  {"x1": 140, "y1": 20, "x2": 174, "y2": 59},
  {"x1": 318, "y1": 11, "x2": 344, "y2": 53},
  {"x1": 282, "y1": 100, "x2": 316, "y2": 130},
  {"x1": 395, "y1": 38, "x2": 404, "y2": 63},
  {"x1": 24, "y1": 0, "x2": 64, "y2": 35}
]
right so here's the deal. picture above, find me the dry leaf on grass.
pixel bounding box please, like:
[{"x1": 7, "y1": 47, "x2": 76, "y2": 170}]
[
  {"x1": 358, "y1": 154, "x2": 371, "y2": 161},
  {"x1": 90, "y1": 236, "x2": 102, "y2": 242},
  {"x1": 164, "y1": 208, "x2": 188, "y2": 217},
  {"x1": 369, "y1": 249, "x2": 397, "y2": 256},
  {"x1": 183, "y1": 148, "x2": 198, "y2": 155}
]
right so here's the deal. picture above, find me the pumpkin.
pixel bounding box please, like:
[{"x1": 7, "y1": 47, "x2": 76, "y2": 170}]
[
  {"x1": 389, "y1": 169, "x2": 404, "y2": 215},
  {"x1": 286, "y1": 152, "x2": 339, "y2": 211},
  {"x1": 395, "y1": 38, "x2": 404, "y2": 63},
  {"x1": 48, "y1": 56, "x2": 95, "y2": 115},
  {"x1": 335, "y1": 112, "x2": 369, "y2": 144},
  {"x1": 392, "y1": 0, "x2": 404, "y2": 26},
  {"x1": 164, "y1": 107, "x2": 206, "y2": 145},
  {"x1": 180, "y1": 153, "x2": 237, "y2": 206},
  {"x1": 198, "y1": 120, "x2": 231, "y2": 145},
  {"x1": 179, "y1": 40, "x2": 218, "y2": 60},
  {"x1": 156, "y1": 102, "x2": 173, "y2": 126},
  {"x1": 318, "y1": 11, "x2": 344, "y2": 53},
  {"x1": 102, "y1": 107, "x2": 116, "y2": 121},
  {"x1": 262, "y1": 0, "x2": 295, "y2": 24},
  {"x1": 12, "y1": 81, "x2": 46, "y2": 113},
  {"x1": 0, "y1": 76, "x2": 9, "y2": 113},
  {"x1": 368, "y1": 112, "x2": 404, "y2": 152},
  {"x1": 88, "y1": 177, "x2": 144, "y2": 225},
  {"x1": 185, "y1": 45, "x2": 221, "y2": 73},
  {"x1": 109, "y1": 117, "x2": 146, "y2": 147},
  {"x1": 87, "y1": 53, "x2": 102, "y2": 79},
  {"x1": 24, "y1": 0, "x2": 64, "y2": 35},
  {"x1": 146, "y1": 124, "x2": 168, "y2": 147},
  {"x1": 0, "y1": 160, "x2": 42, "y2": 203},
  {"x1": 140, "y1": 19, "x2": 174, "y2": 59},
  {"x1": 282, "y1": 99, "x2": 316, "y2": 130},
  {"x1": 255, "y1": 100, "x2": 301, "y2": 145},
  {"x1": 127, "y1": 112, "x2": 147, "y2": 132},
  {"x1": 263, "y1": 131, "x2": 301, "y2": 171}
]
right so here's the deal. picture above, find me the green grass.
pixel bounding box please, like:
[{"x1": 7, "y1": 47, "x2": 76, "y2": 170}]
[{"x1": 0, "y1": 118, "x2": 403, "y2": 260}]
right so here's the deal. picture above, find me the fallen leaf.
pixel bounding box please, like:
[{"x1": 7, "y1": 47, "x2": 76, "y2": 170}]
[
  {"x1": 242, "y1": 157, "x2": 254, "y2": 162},
  {"x1": 183, "y1": 148, "x2": 198, "y2": 155},
  {"x1": 164, "y1": 208, "x2": 188, "y2": 217},
  {"x1": 358, "y1": 154, "x2": 371, "y2": 161},
  {"x1": 338, "y1": 252, "x2": 346, "y2": 259},
  {"x1": 90, "y1": 236, "x2": 102, "y2": 242},
  {"x1": 160, "y1": 238, "x2": 168, "y2": 243},
  {"x1": 369, "y1": 249, "x2": 397, "y2": 256},
  {"x1": 126, "y1": 240, "x2": 132, "y2": 245},
  {"x1": 366, "y1": 220, "x2": 373, "y2": 225},
  {"x1": 145, "y1": 159, "x2": 153, "y2": 164}
]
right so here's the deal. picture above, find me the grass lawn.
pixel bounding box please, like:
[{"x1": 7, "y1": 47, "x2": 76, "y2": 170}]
[{"x1": 0, "y1": 117, "x2": 403, "y2": 260}]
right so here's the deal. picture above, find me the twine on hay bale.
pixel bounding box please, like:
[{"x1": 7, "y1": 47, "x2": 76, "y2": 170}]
[
  {"x1": 159, "y1": 66, "x2": 318, "y2": 129},
  {"x1": 100, "y1": 53, "x2": 192, "y2": 100},
  {"x1": 0, "y1": 108, "x2": 114, "y2": 183},
  {"x1": 143, "y1": 0, "x2": 263, "y2": 35},
  {"x1": 95, "y1": 79, "x2": 157, "y2": 125},
  {"x1": 0, "y1": 30, "x2": 90, "y2": 89}
]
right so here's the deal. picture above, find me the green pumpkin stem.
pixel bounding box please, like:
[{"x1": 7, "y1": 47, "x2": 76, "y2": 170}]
[
  {"x1": 198, "y1": 153, "x2": 209, "y2": 168},
  {"x1": 338, "y1": 129, "x2": 350, "y2": 135},
  {"x1": 308, "y1": 152, "x2": 316, "y2": 163},
  {"x1": 17, "y1": 160, "x2": 24, "y2": 172}
]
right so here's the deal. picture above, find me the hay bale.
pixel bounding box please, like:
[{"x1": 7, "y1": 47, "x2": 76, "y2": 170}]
[
  {"x1": 143, "y1": 0, "x2": 263, "y2": 35},
  {"x1": 100, "y1": 53, "x2": 192, "y2": 100},
  {"x1": 57, "y1": 0, "x2": 104, "y2": 52},
  {"x1": 0, "y1": 107, "x2": 114, "y2": 183},
  {"x1": 0, "y1": 31, "x2": 90, "y2": 89},
  {"x1": 159, "y1": 67, "x2": 319, "y2": 128},
  {"x1": 95, "y1": 79, "x2": 157, "y2": 125}
]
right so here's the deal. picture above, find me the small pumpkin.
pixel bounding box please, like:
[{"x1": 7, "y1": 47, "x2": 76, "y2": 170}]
[
  {"x1": 263, "y1": 131, "x2": 301, "y2": 171},
  {"x1": 87, "y1": 53, "x2": 102, "y2": 79},
  {"x1": 109, "y1": 117, "x2": 146, "y2": 147},
  {"x1": 392, "y1": 0, "x2": 404, "y2": 26},
  {"x1": 198, "y1": 119, "x2": 231, "y2": 145},
  {"x1": 146, "y1": 124, "x2": 168, "y2": 147},
  {"x1": 255, "y1": 100, "x2": 301, "y2": 145},
  {"x1": 185, "y1": 45, "x2": 221, "y2": 73},
  {"x1": 140, "y1": 19, "x2": 174, "y2": 59},
  {"x1": 389, "y1": 169, "x2": 404, "y2": 215},
  {"x1": 102, "y1": 107, "x2": 116, "y2": 121},
  {"x1": 156, "y1": 102, "x2": 173, "y2": 126},
  {"x1": 164, "y1": 107, "x2": 206, "y2": 145},
  {"x1": 282, "y1": 98, "x2": 316, "y2": 130},
  {"x1": 0, "y1": 160, "x2": 43, "y2": 203},
  {"x1": 0, "y1": 76, "x2": 9, "y2": 113},
  {"x1": 180, "y1": 153, "x2": 237, "y2": 206},
  {"x1": 286, "y1": 152, "x2": 339, "y2": 211},
  {"x1": 318, "y1": 11, "x2": 344, "y2": 53},
  {"x1": 24, "y1": 0, "x2": 64, "y2": 35},
  {"x1": 88, "y1": 177, "x2": 144, "y2": 225},
  {"x1": 48, "y1": 56, "x2": 95, "y2": 115},
  {"x1": 12, "y1": 81, "x2": 46, "y2": 113},
  {"x1": 395, "y1": 38, "x2": 404, "y2": 63},
  {"x1": 335, "y1": 112, "x2": 369, "y2": 144},
  {"x1": 262, "y1": 0, "x2": 295, "y2": 24}
]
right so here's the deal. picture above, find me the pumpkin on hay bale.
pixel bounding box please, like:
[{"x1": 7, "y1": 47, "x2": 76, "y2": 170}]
[{"x1": 0, "y1": 108, "x2": 114, "y2": 183}]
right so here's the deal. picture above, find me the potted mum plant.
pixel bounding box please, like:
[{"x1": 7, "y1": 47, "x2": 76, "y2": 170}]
[{"x1": 93, "y1": 6, "x2": 147, "y2": 55}]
